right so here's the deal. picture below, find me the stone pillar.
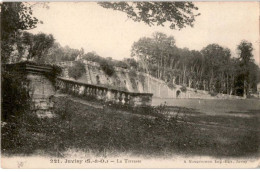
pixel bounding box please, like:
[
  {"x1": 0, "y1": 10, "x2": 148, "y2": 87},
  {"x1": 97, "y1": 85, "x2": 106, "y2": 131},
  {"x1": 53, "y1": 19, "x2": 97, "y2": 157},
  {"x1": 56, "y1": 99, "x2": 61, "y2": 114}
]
[
  {"x1": 118, "y1": 92, "x2": 123, "y2": 104},
  {"x1": 106, "y1": 90, "x2": 113, "y2": 101},
  {"x1": 121, "y1": 93, "x2": 125, "y2": 104},
  {"x1": 124, "y1": 93, "x2": 130, "y2": 105},
  {"x1": 114, "y1": 91, "x2": 119, "y2": 103}
]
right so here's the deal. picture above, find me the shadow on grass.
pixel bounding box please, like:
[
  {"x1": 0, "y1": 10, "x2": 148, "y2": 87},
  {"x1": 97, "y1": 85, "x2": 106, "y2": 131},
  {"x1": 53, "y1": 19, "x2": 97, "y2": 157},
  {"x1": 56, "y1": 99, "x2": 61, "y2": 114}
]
[
  {"x1": 228, "y1": 109, "x2": 260, "y2": 116},
  {"x1": 1, "y1": 96, "x2": 259, "y2": 159}
]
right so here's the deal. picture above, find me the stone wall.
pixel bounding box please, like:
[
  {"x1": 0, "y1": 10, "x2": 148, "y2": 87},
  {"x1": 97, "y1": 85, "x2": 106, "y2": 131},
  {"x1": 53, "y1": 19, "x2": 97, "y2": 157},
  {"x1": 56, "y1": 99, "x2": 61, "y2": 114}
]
[
  {"x1": 27, "y1": 74, "x2": 56, "y2": 117},
  {"x1": 59, "y1": 60, "x2": 244, "y2": 100}
]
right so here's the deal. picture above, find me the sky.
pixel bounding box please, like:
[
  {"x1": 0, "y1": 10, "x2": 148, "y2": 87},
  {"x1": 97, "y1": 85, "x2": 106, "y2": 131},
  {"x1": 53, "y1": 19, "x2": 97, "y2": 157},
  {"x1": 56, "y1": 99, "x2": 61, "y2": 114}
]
[{"x1": 29, "y1": 2, "x2": 260, "y2": 65}]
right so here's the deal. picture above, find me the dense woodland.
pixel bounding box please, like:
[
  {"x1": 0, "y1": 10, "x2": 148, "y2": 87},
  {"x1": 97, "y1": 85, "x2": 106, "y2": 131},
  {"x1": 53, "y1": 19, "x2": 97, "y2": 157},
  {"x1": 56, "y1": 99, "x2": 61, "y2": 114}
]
[{"x1": 131, "y1": 32, "x2": 260, "y2": 97}]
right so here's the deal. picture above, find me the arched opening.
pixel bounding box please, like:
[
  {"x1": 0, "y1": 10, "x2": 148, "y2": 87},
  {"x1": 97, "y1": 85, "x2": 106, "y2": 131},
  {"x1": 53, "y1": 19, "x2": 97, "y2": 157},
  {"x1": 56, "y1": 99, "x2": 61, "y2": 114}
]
[
  {"x1": 124, "y1": 80, "x2": 126, "y2": 85},
  {"x1": 96, "y1": 75, "x2": 100, "y2": 84},
  {"x1": 176, "y1": 90, "x2": 181, "y2": 98}
]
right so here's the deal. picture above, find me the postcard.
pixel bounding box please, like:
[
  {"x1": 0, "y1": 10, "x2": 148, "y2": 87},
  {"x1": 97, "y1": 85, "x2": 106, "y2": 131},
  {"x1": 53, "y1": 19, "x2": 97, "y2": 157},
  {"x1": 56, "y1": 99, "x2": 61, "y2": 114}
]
[{"x1": 1, "y1": 1, "x2": 260, "y2": 168}]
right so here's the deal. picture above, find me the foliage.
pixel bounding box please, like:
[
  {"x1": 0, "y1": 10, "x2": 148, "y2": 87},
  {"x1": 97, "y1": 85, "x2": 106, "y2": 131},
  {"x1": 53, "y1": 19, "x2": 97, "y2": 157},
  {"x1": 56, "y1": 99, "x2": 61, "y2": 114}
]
[
  {"x1": 82, "y1": 52, "x2": 103, "y2": 63},
  {"x1": 132, "y1": 32, "x2": 177, "y2": 78},
  {"x1": 1, "y1": 70, "x2": 32, "y2": 122},
  {"x1": 123, "y1": 58, "x2": 139, "y2": 69},
  {"x1": 1, "y1": 113, "x2": 69, "y2": 155},
  {"x1": 1, "y1": 2, "x2": 40, "y2": 63},
  {"x1": 180, "y1": 86, "x2": 187, "y2": 92},
  {"x1": 128, "y1": 69, "x2": 137, "y2": 78},
  {"x1": 237, "y1": 40, "x2": 254, "y2": 64},
  {"x1": 131, "y1": 32, "x2": 260, "y2": 96},
  {"x1": 139, "y1": 74, "x2": 146, "y2": 85},
  {"x1": 100, "y1": 60, "x2": 115, "y2": 76},
  {"x1": 68, "y1": 61, "x2": 86, "y2": 80},
  {"x1": 46, "y1": 43, "x2": 82, "y2": 63},
  {"x1": 18, "y1": 32, "x2": 55, "y2": 62},
  {"x1": 128, "y1": 69, "x2": 138, "y2": 90},
  {"x1": 167, "y1": 82, "x2": 176, "y2": 90},
  {"x1": 237, "y1": 40, "x2": 255, "y2": 97},
  {"x1": 98, "y1": 2, "x2": 200, "y2": 30},
  {"x1": 209, "y1": 91, "x2": 218, "y2": 97},
  {"x1": 130, "y1": 78, "x2": 137, "y2": 91},
  {"x1": 115, "y1": 61, "x2": 129, "y2": 69}
]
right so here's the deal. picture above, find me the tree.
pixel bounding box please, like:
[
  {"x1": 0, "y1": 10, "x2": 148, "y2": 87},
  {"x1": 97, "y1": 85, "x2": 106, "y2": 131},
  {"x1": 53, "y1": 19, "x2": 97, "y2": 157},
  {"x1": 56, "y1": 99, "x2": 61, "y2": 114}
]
[
  {"x1": 44, "y1": 42, "x2": 63, "y2": 63},
  {"x1": 123, "y1": 58, "x2": 139, "y2": 69},
  {"x1": 237, "y1": 40, "x2": 254, "y2": 97},
  {"x1": 201, "y1": 44, "x2": 231, "y2": 92},
  {"x1": 115, "y1": 61, "x2": 129, "y2": 69},
  {"x1": 43, "y1": 43, "x2": 81, "y2": 63},
  {"x1": 21, "y1": 32, "x2": 55, "y2": 62},
  {"x1": 98, "y1": 2, "x2": 200, "y2": 30},
  {"x1": 132, "y1": 32, "x2": 176, "y2": 79},
  {"x1": 100, "y1": 60, "x2": 115, "y2": 76},
  {"x1": 1, "y1": 2, "x2": 40, "y2": 63},
  {"x1": 82, "y1": 52, "x2": 103, "y2": 63},
  {"x1": 68, "y1": 61, "x2": 86, "y2": 80},
  {"x1": 61, "y1": 45, "x2": 81, "y2": 62}
]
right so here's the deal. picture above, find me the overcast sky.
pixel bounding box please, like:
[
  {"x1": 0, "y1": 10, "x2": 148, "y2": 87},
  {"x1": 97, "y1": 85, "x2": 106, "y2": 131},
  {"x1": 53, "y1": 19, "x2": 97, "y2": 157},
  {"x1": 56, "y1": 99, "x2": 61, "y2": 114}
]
[{"x1": 29, "y1": 2, "x2": 260, "y2": 65}]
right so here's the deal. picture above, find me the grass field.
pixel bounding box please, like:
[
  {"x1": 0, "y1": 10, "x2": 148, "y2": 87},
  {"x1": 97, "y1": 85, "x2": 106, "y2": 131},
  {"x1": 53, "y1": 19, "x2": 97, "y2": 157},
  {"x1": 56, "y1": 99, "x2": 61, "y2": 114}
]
[
  {"x1": 2, "y1": 96, "x2": 260, "y2": 158},
  {"x1": 152, "y1": 98, "x2": 260, "y2": 157},
  {"x1": 153, "y1": 98, "x2": 260, "y2": 129},
  {"x1": 152, "y1": 98, "x2": 260, "y2": 116}
]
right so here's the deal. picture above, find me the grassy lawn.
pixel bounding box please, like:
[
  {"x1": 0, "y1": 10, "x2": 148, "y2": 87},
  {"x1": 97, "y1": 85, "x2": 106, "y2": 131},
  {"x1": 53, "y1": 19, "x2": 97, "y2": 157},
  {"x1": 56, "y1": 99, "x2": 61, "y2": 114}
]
[
  {"x1": 1, "y1": 96, "x2": 259, "y2": 158},
  {"x1": 153, "y1": 98, "x2": 260, "y2": 131},
  {"x1": 152, "y1": 98, "x2": 260, "y2": 117}
]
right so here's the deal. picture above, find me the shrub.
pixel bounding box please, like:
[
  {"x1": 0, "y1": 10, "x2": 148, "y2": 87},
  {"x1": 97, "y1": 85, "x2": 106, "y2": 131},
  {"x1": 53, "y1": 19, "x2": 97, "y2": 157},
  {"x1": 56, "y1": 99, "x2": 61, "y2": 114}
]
[
  {"x1": 1, "y1": 70, "x2": 35, "y2": 154},
  {"x1": 180, "y1": 85, "x2": 187, "y2": 92},
  {"x1": 139, "y1": 74, "x2": 146, "y2": 84},
  {"x1": 1, "y1": 70, "x2": 32, "y2": 122},
  {"x1": 167, "y1": 82, "x2": 176, "y2": 90},
  {"x1": 129, "y1": 69, "x2": 137, "y2": 78},
  {"x1": 115, "y1": 61, "x2": 129, "y2": 69},
  {"x1": 100, "y1": 60, "x2": 115, "y2": 76},
  {"x1": 130, "y1": 77, "x2": 137, "y2": 90},
  {"x1": 82, "y1": 52, "x2": 103, "y2": 63},
  {"x1": 68, "y1": 61, "x2": 86, "y2": 80},
  {"x1": 124, "y1": 58, "x2": 138, "y2": 69},
  {"x1": 209, "y1": 91, "x2": 218, "y2": 96}
]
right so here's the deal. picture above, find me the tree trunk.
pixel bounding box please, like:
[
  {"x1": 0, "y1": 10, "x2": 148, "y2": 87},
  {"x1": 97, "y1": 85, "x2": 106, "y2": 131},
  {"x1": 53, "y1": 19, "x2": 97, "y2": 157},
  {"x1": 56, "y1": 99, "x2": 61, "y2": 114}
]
[
  {"x1": 183, "y1": 66, "x2": 186, "y2": 86},
  {"x1": 188, "y1": 78, "x2": 192, "y2": 88},
  {"x1": 243, "y1": 79, "x2": 247, "y2": 98}
]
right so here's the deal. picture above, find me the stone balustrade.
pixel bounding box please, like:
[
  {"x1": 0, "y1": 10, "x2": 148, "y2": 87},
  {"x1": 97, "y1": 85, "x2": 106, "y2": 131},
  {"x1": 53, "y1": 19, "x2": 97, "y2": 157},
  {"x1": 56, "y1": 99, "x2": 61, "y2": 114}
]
[{"x1": 56, "y1": 77, "x2": 153, "y2": 106}]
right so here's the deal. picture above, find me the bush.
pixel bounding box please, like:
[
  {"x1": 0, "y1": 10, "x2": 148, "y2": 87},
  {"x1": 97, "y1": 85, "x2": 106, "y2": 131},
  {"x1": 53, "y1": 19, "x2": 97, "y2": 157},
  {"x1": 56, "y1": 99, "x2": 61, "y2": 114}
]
[
  {"x1": 115, "y1": 61, "x2": 129, "y2": 69},
  {"x1": 167, "y1": 82, "x2": 176, "y2": 90},
  {"x1": 129, "y1": 69, "x2": 137, "y2": 78},
  {"x1": 1, "y1": 70, "x2": 35, "y2": 154},
  {"x1": 68, "y1": 61, "x2": 86, "y2": 80},
  {"x1": 139, "y1": 74, "x2": 146, "y2": 84},
  {"x1": 209, "y1": 91, "x2": 218, "y2": 96},
  {"x1": 100, "y1": 60, "x2": 115, "y2": 76},
  {"x1": 180, "y1": 85, "x2": 187, "y2": 92},
  {"x1": 128, "y1": 69, "x2": 138, "y2": 90},
  {"x1": 1, "y1": 70, "x2": 32, "y2": 122}
]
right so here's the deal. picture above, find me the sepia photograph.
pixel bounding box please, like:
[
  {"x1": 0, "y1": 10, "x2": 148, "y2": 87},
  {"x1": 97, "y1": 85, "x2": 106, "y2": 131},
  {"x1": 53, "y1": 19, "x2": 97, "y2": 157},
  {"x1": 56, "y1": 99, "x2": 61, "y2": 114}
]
[{"x1": 1, "y1": 1, "x2": 260, "y2": 169}]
